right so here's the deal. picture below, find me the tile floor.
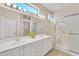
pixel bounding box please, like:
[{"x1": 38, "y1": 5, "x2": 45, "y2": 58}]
[{"x1": 47, "y1": 49, "x2": 71, "y2": 56}]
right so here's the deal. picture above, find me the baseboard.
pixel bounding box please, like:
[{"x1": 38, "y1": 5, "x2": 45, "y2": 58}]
[{"x1": 55, "y1": 47, "x2": 79, "y2": 56}]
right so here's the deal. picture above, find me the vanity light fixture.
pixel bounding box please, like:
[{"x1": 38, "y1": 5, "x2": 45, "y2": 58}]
[
  {"x1": 18, "y1": 7, "x2": 24, "y2": 12},
  {"x1": 5, "y1": 3, "x2": 25, "y2": 12},
  {"x1": 5, "y1": 3, "x2": 12, "y2": 7}
]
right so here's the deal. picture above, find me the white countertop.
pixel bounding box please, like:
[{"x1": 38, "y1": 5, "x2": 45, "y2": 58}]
[{"x1": 0, "y1": 35, "x2": 51, "y2": 53}]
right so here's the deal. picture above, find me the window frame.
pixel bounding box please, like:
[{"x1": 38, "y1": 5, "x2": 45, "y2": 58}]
[
  {"x1": 27, "y1": 3, "x2": 40, "y2": 16},
  {"x1": 15, "y1": 3, "x2": 38, "y2": 15}
]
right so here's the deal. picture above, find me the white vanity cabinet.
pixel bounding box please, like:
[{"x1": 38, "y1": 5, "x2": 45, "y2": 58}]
[
  {"x1": 0, "y1": 48, "x2": 21, "y2": 56},
  {"x1": 23, "y1": 38, "x2": 53, "y2": 56},
  {"x1": 23, "y1": 40, "x2": 43, "y2": 56},
  {"x1": 0, "y1": 35, "x2": 53, "y2": 56},
  {"x1": 23, "y1": 42, "x2": 38, "y2": 56}
]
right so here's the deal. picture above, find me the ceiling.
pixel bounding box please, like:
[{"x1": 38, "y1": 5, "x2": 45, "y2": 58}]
[{"x1": 41, "y1": 3, "x2": 79, "y2": 12}]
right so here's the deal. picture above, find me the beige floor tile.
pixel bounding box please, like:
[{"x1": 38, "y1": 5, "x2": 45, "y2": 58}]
[{"x1": 47, "y1": 49, "x2": 71, "y2": 56}]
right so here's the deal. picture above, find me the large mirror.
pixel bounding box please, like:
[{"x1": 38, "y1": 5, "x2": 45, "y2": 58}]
[
  {"x1": 22, "y1": 15, "x2": 31, "y2": 36},
  {"x1": 0, "y1": 7, "x2": 19, "y2": 39}
]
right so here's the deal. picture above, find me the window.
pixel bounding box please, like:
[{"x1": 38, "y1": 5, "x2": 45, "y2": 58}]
[
  {"x1": 15, "y1": 3, "x2": 38, "y2": 15},
  {"x1": 48, "y1": 14, "x2": 56, "y2": 24},
  {"x1": 38, "y1": 10, "x2": 46, "y2": 18},
  {"x1": 48, "y1": 14, "x2": 53, "y2": 20}
]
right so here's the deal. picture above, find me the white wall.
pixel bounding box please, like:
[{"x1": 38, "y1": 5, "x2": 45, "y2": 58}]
[
  {"x1": 42, "y1": 20, "x2": 54, "y2": 35},
  {"x1": 54, "y1": 6, "x2": 79, "y2": 53},
  {"x1": 54, "y1": 6, "x2": 79, "y2": 21}
]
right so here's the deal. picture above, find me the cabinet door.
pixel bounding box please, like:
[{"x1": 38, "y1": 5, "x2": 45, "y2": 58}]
[
  {"x1": 0, "y1": 48, "x2": 20, "y2": 56},
  {"x1": 37, "y1": 41, "x2": 43, "y2": 56},
  {"x1": 23, "y1": 43, "x2": 38, "y2": 56},
  {"x1": 42, "y1": 39, "x2": 48, "y2": 55},
  {"x1": 42, "y1": 37, "x2": 53, "y2": 55},
  {"x1": 47, "y1": 37, "x2": 53, "y2": 51}
]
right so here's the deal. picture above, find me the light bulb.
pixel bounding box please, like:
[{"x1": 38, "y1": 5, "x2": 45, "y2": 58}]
[
  {"x1": 23, "y1": 9, "x2": 26, "y2": 12},
  {"x1": 13, "y1": 4, "x2": 17, "y2": 8},
  {"x1": 18, "y1": 7, "x2": 22, "y2": 10}
]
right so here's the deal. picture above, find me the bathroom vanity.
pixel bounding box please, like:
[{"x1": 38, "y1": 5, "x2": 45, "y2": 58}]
[
  {"x1": 0, "y1": 3, "x2": 55, "y2": 56},
  {"x1": 0, "y1": 35, "x2": 54, "y2": 56}
]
